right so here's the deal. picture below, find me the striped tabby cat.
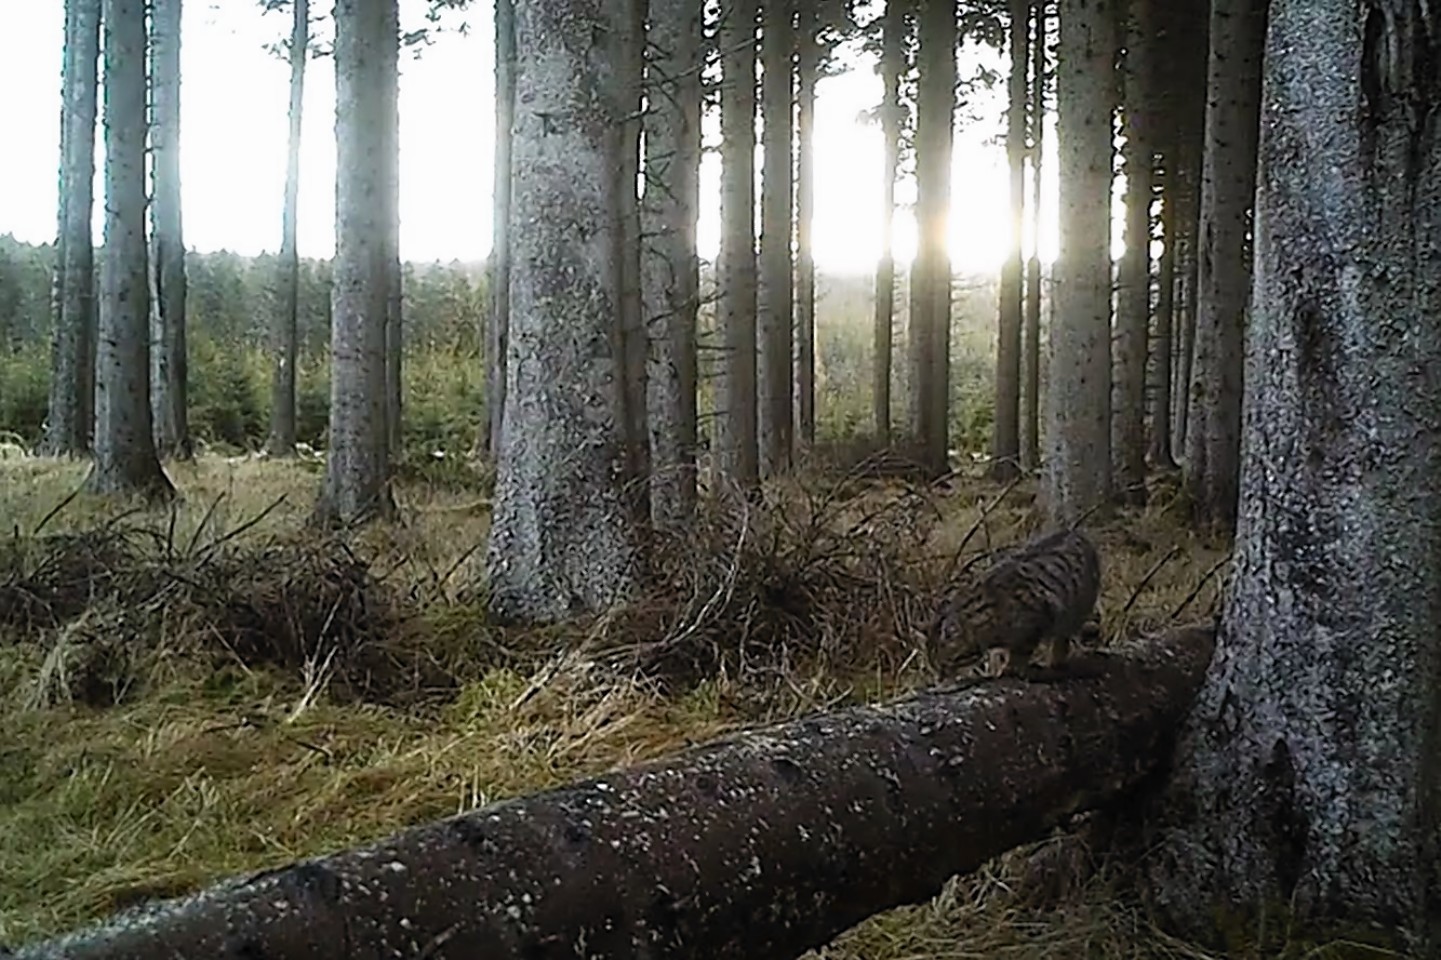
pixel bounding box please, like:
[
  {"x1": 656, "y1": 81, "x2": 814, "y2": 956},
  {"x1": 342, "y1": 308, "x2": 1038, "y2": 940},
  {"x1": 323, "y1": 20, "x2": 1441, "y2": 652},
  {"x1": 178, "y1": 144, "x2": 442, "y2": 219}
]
[{"x1": 929, "y1": 527, "x2": 1102, "y2": 677}]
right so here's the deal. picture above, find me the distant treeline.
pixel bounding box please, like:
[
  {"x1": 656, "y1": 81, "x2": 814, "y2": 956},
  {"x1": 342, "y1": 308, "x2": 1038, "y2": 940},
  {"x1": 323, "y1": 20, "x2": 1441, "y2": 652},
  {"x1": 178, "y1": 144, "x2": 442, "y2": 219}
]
[
  {"x1": 0, "y1": 232, "x2": 1004, "y2": 455},
  {"x1": 0, "y1": 233, "x2": 488, "y2": 356}
]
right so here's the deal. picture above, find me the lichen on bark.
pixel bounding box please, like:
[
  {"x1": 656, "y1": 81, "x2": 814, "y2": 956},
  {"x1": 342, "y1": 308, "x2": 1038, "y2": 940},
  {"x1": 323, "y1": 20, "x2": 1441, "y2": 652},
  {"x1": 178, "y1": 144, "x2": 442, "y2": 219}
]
[
  {"x1": 484, "y1": 0, "x2": 645, "y2": 623},
  {"x1": 1146, "y1": 2, "x2": 1441, "y2": 950}
]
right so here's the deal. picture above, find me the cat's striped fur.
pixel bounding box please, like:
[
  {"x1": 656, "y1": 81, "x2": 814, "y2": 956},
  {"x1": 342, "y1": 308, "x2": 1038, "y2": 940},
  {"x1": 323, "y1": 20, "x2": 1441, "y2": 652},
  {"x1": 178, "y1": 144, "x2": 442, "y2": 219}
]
[{"x1": 929, "y1": 527, "x2": 1102, "y2": 677}]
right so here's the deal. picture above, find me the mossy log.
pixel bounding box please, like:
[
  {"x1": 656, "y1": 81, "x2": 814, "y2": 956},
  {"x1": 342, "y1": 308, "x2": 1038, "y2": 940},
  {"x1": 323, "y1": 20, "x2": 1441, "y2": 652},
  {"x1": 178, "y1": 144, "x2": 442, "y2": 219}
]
[{"x1": 13, "y1": 626, "x2": 1215, "y2": 960}]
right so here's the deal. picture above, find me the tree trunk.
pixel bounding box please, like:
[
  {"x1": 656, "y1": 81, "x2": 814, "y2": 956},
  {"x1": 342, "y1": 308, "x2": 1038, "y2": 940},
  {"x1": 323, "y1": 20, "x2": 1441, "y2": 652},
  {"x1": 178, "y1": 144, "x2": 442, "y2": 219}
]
[
  {"x1": 991, "y1": 0, "x2": 1027, "y2": 481},
  {"x1": 908, "y1": 0, "x2": 956, "y2": 479},
  {"x1": 1172, "y1": 231, "x2": 1196, "y2": 453},
  {"x1": 1021, "y1": 0, "x2": 1045, "y2": 472},
  {"x1": 1147, "y1": 4, "x2": 1441, "y2": 951},
  {"x1": 872, "y1": 0, "x2": 902, "y2": 447},
  {"x1": 795, "y1": 2, "x2": 818, "y2": 448},
  {"x1": 383, "y1": 0, "x2": 403, "y2": 460},
  {"x1": 51, "y1": 85, "x2": 68, "y2": 375},
  {"x1": 1146, "y1": 158, "x2": 1177, "y2": 468},
  {"x1": 87, "y1": 0, "x2": 174, "y2": 500},
  {"x1": 481, "y1": 0, "x2": 514, "y2": 460},
  {"x1": 757, "y1": 0, "x2": 794, "y2": 476},
  {"x1": 716, "y1": 0, "x2": 760, "y2": 490},
  {"x1": 1168, "y1": 43, "x2": 1205, "y2": 456},
  {"x1": 1111, "y1": 0, "x2": 1149, "y2": 505},
  {"x1": 314, "y1": 0, "x2": 398, "y2": 526},
  {"x1": 1044, "y1": 0, "x2": 1114, "y2": 523},
  {"x1": 642, "y1": 0, "x2": 702, "y2": 532},
  {"x1": 269, "y1": 0, "x2": 308, "y2": 458},
  {"x1": 16, "y1": 628, "x2": 1216, "y2": 960},
  {"x1": 45, "y1": 0, "x2": 101, "y2": 459},
  {"x1": 484, "y1": 0, "x2": 644, "y2": 623},
  {"x1": 619, "y1": 0, "x2": 650, "y2": 525},
  {"x1": 1182, "y1": 0, "x2": 1264, "y2": 531},
  {"x1": 148, "y1": 0, "x2": 190, "y2": 462}
]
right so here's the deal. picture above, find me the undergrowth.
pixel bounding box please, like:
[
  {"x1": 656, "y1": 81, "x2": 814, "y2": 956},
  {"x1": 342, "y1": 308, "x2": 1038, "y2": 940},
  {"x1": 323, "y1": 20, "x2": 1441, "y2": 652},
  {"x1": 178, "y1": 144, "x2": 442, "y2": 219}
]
[{"x1": 0, "y1": 452, "x2": 1274, "y2": 957}]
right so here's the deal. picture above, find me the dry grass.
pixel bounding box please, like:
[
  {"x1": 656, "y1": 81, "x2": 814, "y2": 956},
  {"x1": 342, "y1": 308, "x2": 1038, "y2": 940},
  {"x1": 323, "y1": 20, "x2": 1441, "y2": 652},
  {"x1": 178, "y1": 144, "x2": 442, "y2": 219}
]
[{"x1": 0, "y1": 452, "x2": 1311, "y2": 957}]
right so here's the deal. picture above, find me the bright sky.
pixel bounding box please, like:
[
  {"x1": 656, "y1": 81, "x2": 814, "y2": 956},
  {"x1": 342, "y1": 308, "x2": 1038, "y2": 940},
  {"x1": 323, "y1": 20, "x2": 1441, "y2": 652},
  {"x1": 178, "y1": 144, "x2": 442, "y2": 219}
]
[{"x1": 0, "y1": 2, "x2": 1075, "y2": 276}]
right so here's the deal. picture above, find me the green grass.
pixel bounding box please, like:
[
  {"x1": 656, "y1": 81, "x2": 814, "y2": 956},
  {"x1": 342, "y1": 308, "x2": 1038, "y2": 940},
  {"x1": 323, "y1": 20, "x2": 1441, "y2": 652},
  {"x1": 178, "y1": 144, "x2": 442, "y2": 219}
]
[{"x1": 0, "y1": 454, "x2": 1358, "y2": 959}]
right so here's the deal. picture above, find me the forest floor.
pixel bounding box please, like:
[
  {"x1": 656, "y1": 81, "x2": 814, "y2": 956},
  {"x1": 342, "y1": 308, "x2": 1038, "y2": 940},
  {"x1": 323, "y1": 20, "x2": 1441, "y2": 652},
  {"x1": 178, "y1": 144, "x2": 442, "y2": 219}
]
[{"x1": 0, "y1": 452, "x2": 1250, "y2": 957}]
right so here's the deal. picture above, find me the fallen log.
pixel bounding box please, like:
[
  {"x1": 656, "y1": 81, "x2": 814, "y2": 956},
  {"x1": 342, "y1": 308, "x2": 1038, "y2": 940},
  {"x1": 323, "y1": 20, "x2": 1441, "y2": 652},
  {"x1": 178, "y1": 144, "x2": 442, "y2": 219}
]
[{"x1": 13, "y1": 626, "x2": 1215, "y2": 960}]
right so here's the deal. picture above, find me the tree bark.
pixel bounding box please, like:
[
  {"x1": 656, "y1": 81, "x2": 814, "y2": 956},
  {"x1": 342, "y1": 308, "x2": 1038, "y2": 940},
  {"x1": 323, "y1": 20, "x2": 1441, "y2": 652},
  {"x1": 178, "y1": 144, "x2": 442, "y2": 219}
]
[
  {"x1": 51, "y1": 86, "x2": 68, "y2": 383},
  {"x1": 908, "y1": 0, "x2": 956, "y2": 479},
  {"x1": 1172, "y1": 231, "x2": 1197, "y2": 453},
  {"x1": 1111, "y1": 0, "x2": 1150, "y2": 505},
  {"x1": 1182, "y1": 0, "x2": 1266, "y2": 531},
  {"x1": 481, "y1": 0, "x2": 514, "y2": 460},
  {"x1": 872, "y1": 0, "x2": 903, "y2": 447},
  {"x1": 1044, "y1": 0, "x2": 1114, "y2": 523},
  {"x1": 1168, "y1": 37, "x2": 1206, "y2": 456},
  {"x1": 1147, "y1": 4, "x2": 1441, "y2": 952},
  {"x1": 618, "y1": 0, "x2": 650, "y2": 524},
  {"x1": 87, "y1": 0, "x2": 174, "y2": 500},
  {"x1": 483, "y1": 0, "x2": 644, "y2": 623},
  {"x1": 794, "y1": 2, "x2": 818, "y2": 448},
  {"x1": 148, "y1": 0, "x2": 190, "y2": 462},
  {"x1": 382, "y1": 0, "x2": 403, "y2": 460},
  {"x1": 757, "y1": 0, "x2": 794, "y2": 476},
  {"x1": 642, "y1": 0, "x2": 702, "y2": 531},
  {"x1": 314, "y1": 0, "x2": 398, "y2": 526},
  {"x1": 45, "y1": 0, "x2": 101, "y2": 459},
  {"x1": 1021, "y1": 0, "x2": 1045, "y2": 472},
  {"x1": 991, "y1": 0, "x2": 1027, "y2": 481},
  {"x1": 269, "y1": 0, "x2": 308, "y2": 458},
  {"x1": 1146, "y1": 158, "x2": 1178, "y2": 468},
  {"x1": 15, "y1": 628, "x2": 1216, "y2": 960},
  {"x1": 716, "y1": 0, "x2": 760, "y2": 490}
]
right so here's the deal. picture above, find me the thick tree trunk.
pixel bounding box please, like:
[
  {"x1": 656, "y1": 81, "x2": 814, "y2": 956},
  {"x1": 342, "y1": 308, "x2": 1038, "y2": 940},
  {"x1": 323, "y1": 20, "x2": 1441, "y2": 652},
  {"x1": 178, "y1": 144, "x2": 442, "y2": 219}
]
[
  {"x1": 314, "y1": 0, "x2": 398, "y2": 526},
  {"x1": 269, "y1": 0, "x2": 308, "y2": 458},
  {"x1": 87, "y1": 0, "x2": 174, "y2": 500},
  {"x1": 148, "y1": 0, "x2": 190, "y2": 462},
  {"x1": 1044, "y1": 0, "x2": 1114, "y2": 523},
  {"x1": 991, "y1": 0, "x2": 1027, "y2": 481},
  {"x1": 872, "y1": 0, "x2": 902, "y2": 446},
  {"x1": 1021, "y1": 0, "x2": 1045, "y2": 472},
  {"x1": 642, "y1": 0, "x2": 702, "y2": 531},
  {"x1": 484, "y1": 0, "x2": 644, "y2": 623},
  {"x1": 383, "y1": 0, "x2": 403, "y2": 460},
  {"x1": 1147, "y1": 4, "x2": 1441, "y2": 952},
  {"x1": 795, "y1": 3, "x2": 817, "y2": 448},
  {"x1": 1146, "y1": 161, "x2": 1177, "y2": 468},
  {"x1": 716, "y1": 0, "x2": 760, "y2": 490},
  {"x1": 45, "y1": 0, "x2": 101, "y2": 459},
  {"x1": 908, "y1": 0, "x2": 956, "y2": 478},
  {"x1": 16, "y1": 628, "x2": 1215, "y2": 960},
  {"x1": 481, "y1": 0, "x2": 514, "y2": 460},
  {"x1": 1111, "y1": 0, "x2": 1150, "y2": 505},
  {"x1": 1182, "y1": 0, "x2": 1265, "y2": 531},
  {"x1": 757, "y1": 0, "x2": 794, "y2": 476}
]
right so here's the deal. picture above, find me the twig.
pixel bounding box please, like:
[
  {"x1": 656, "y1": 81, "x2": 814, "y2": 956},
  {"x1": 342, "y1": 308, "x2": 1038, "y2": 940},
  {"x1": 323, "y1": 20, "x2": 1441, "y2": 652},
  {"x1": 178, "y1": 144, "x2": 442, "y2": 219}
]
[
  {"x1": 1170, "y1": 552, "x2": 1233, "y2": 622},
  {"x1": 193, "y1": 495, "x2": 290, "y2": 565},
  {"x1": 938, "y1": 473, "x2": 1026, "y2": 584},
  {"x1": 31, "y1": 484, "x2": 83, "y2": 537},
  {"x1": 1068, "y1": 497, "x2": 1109, "y2": 532},
  {"x1": 1121, "y1": 545, "x2": 1182, "y2": 617},
  {"x1": 184, "y1": 492, "x2": 228, "y2": 559}
]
